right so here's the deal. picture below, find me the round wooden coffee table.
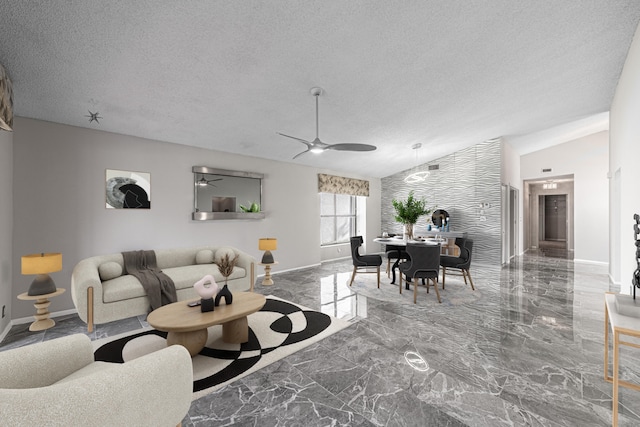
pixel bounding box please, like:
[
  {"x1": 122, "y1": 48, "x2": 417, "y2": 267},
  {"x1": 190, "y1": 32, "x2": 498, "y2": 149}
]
[{"x1": 147, "y1": 291, "x2": 266, "y2": 356}]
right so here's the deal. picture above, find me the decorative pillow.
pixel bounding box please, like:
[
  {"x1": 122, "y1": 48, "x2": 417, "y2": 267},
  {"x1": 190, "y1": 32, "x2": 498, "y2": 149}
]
[
  {"x1": 214, "y1": 247, "x2": 237, "y2": 265},
  {"x1": 195, "y1": 249, "x2": 214, "y2": 264},
  {"x1": 98, "y1": 262, "x2": 123, "y2": 281}
]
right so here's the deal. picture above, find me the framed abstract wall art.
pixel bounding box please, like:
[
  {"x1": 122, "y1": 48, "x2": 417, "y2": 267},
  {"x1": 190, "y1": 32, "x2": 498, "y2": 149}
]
[{"x1": 105, "y1": 169, "x2": 151, "y2": 209}]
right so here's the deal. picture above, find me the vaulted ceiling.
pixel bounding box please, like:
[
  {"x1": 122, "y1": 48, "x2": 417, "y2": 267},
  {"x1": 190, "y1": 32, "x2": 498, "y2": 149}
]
[{"x1": 1, "y1": 1, "x2": 639, "y2": 178}]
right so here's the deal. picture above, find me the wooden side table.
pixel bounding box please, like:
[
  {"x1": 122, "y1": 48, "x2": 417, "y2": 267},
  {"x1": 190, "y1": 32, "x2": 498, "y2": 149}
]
[
  {"x1": 258, "y1": 262, "x2": 278, "y2": 286},
  {"x1": 604, "y1": 292, "x2": 640, "y2": 426},
  {"x1": 17, "y1": 288, "x2": 66, "y2": 331}
]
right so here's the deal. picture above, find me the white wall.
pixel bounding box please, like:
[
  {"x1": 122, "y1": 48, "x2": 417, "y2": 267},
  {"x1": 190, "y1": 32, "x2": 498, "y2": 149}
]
[
  {"x1": 610, "y1": 21, "x2": 640, "y2": 288},
  {"x1": 501, "y1": 140, "x2": 521, "y2": 189},
  {"x1": 501, "y1": 139, "x2": 523, "y2": 255},
  {"x1": 0, "y1": 129, "x2": 12, "y2": 334},
  {"x1": 11, "y1": 117, "x2": 381, "y2": 319},
  {"x1": 520, "y1": 131, "x2": 609, "y2": 264}
]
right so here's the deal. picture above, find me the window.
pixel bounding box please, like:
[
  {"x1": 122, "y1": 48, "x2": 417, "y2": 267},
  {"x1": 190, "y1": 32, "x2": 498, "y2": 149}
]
[{"x1": 320, "y1": 193, "x2": 357, "y2": 245}]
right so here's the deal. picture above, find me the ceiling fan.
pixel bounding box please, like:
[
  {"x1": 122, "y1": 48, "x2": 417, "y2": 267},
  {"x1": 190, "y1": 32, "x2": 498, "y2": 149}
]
[
  {"x1": 196, "y1": 174, "x2": 223, "y2": 187},
  {"x1": 277, "y1": 87, "x2": 377, "y2": 159}
]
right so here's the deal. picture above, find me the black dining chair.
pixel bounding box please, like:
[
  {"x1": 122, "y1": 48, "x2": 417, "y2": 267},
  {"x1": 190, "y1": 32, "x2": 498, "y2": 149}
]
[
  {"x1": 385, "y1": 245, "x2": 408, "y2": 278},
  {"x1": 398, "y1": 243, "x2": 441, "y2": 303},
  {"x1": 349, "y1": 236, "x2": 382, "y2": 288},
  {"x1": 440, "y1": 238, "x2": 474, "y2": 290}
]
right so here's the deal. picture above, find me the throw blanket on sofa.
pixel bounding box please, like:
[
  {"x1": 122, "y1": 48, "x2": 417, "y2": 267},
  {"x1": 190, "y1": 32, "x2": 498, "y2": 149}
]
[{"x1": 122, "y1": 250, "x2": 177, "y2": 311}]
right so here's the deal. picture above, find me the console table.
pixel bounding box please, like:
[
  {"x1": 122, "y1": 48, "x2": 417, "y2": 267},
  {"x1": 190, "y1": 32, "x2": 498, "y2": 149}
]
[{"x1": 604, "y1": 292, "x2": 640, "y2": 426}]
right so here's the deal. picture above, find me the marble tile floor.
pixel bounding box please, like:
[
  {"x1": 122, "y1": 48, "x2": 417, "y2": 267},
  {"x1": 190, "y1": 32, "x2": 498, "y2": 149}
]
[
  {"x1": 2, "y1": 253, "x2": 639, "y2": 426},
  {"x1": 534, "y1": 242, "x2": 574, "y2": 260}
]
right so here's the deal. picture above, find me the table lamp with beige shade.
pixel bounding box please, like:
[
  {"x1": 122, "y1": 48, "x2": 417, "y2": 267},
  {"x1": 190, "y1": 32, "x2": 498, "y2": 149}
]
[
  {"x1": 258, "y1": 238, "x2": 278, "y2": 286},
  {"x1": 258, "y1": 238, "x2": 277, "y2": 264},
  {"x1": 21, "y1": 253, "x2": 62, "y2": 296}
]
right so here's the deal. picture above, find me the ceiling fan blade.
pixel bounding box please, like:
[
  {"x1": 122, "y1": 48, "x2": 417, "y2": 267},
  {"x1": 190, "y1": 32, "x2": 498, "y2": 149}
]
[
  {"x1": 326, "y1": 143, "x2": 377, "y2": 152},
  {"x1": 280, "y1": 87, "x2": 377, "y2": 158},
  {"x1": 276, "y1": 132, "x2": 313, "y2": 148},
  {"x1": 292, "y1": 148, "x2": 311, "y2": 159}
]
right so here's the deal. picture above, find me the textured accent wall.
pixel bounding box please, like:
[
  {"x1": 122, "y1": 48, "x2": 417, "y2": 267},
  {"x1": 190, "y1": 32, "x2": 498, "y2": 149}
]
[{"x1": 381, "y1": 140, "x2": 501, "y2": 265}]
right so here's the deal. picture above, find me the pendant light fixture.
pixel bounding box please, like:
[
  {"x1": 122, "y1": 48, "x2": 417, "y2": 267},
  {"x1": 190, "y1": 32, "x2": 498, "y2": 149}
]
[{"x1": 404, "y1": 143, "x2": 430, "y2": 184}]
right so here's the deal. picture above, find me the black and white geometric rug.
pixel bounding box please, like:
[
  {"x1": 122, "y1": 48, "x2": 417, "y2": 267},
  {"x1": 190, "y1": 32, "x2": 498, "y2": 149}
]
[{"x1": 93, "y1": 296, "x2": 352, "y2": 400}]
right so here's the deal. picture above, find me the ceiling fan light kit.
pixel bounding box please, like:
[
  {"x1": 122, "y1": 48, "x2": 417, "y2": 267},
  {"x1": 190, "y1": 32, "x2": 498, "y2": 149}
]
[
  {"x1": 196, "y1": 174, "x2": 223, "y2": 187},
  {"x1": 277, "y1": 87, "x2": 377, "y2": 159}
]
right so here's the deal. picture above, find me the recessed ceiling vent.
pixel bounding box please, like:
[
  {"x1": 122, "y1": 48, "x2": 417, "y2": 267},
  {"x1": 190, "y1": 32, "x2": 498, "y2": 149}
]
[
  {"x1": 428, "y1": 164, "x2": 439, "y2": 171},
  {"x1": 542, "y1": 168, "x2": 552, "y2": 173}
]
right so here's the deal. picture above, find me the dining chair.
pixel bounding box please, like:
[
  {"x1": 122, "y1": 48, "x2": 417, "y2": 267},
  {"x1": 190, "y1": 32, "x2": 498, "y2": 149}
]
[
  {"x1": 349, "y1": 236, "x2": 382, "y2": 288},
  {"x1": 385, "y1": 244, "x2": 408, "y2": 278},
  {"x1": 440, "y1": 238, "x2": 474, "y2": 290},
  {"x1": 398, "y1": 243, "x2": 441, "y2": 303}
]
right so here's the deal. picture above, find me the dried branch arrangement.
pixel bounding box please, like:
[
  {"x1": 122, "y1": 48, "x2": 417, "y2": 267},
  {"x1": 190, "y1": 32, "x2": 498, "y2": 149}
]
[{"x1": 216, "y1": 252, "x2": 240, "y2": 282}]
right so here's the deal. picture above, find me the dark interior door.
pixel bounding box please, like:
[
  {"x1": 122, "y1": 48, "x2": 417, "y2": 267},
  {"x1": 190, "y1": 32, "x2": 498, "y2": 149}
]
[{"x1": 544, "y1": 195, "x2": 567, "y2": 241}]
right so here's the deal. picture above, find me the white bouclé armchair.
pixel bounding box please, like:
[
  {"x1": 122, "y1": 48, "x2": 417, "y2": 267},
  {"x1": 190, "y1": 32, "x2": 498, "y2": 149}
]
[{"x1": 0, "y1": 334, "x2": 193, "y2": 426}]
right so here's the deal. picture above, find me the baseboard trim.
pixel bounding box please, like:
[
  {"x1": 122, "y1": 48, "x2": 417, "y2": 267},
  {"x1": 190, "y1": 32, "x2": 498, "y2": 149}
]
[
  {"x1": 256, "y1": 262, "x2": 322, "y2": 278},
  {"x1": 10, "y1": 308, "x2": 78, "y2": 326},
  {"x1": 573, "y1": 259, "x2": 608, "y2": 266},
  {"x1": 609, "y1": 272, "x2": 622, "y2": 287}
]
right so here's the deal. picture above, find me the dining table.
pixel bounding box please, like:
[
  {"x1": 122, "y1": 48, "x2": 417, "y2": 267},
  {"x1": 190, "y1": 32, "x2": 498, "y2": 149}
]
[{"x1": 373, "y1": 236, "x2": 445, "y2": 286}]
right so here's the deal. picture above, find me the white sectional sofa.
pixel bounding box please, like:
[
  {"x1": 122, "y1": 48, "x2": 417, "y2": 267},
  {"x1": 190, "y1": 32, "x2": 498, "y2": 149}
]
[{"x1": 71, "y1": 246, "x2": 256, "y2": 331}]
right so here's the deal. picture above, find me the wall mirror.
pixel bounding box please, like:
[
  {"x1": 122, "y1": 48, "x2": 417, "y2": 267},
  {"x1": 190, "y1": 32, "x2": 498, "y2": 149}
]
[{"x1": 192, "y1": 166, "x2": 265, "y2": 220}]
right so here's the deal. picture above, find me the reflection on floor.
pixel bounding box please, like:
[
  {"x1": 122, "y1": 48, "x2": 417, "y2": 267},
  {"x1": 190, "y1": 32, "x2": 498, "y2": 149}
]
[
  {"x1": 2, "y1": 253, "x2": 638, "y2": 426},
  {"x1": 537, "y1": 240, "x2": 573, "y2": 260}
]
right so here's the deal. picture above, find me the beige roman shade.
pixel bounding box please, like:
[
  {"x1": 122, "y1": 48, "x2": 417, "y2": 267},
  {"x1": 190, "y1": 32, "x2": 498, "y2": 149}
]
[{"x1": 318, "y1": 173, "x2": 369, "y2": 197}]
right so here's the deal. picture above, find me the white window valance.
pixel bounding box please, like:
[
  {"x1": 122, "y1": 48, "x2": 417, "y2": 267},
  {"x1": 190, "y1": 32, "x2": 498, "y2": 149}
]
[{"x1": 318, "y1": 173, "x2": 369, "y2": 197}]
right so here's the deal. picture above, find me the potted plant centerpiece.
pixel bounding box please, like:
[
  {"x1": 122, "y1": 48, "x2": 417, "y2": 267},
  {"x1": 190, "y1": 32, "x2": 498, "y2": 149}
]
[{"x1": 392, "y1": 191, "x2": 432, "y2": 240}]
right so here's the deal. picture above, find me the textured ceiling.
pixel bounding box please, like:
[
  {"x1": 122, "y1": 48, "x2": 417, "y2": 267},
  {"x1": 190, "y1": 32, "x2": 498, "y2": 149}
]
[{"x1": 1, "y1": 1, "x2": 639, "y2": 178}]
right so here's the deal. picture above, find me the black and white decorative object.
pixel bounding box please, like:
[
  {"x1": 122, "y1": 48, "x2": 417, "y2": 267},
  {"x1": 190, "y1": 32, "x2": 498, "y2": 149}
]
[
  {"x1": 215, "y1": 251, "x2": 238, "y2": 305},
  {"x1": 193, "y1": 275, "x2": 219, "y2": 312},
  {"x1": 215, "y1": 284, "x2": 233, "y2": 306},
  {"x1": 105, "y1": 169, "x2": 151, "y2": 209},
  {"x1": 0, "y1": 63, "x2": 13, "y2": 132},
  {"x1": 633, "y1": 214, "x2": 640, "y2": 299}
]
